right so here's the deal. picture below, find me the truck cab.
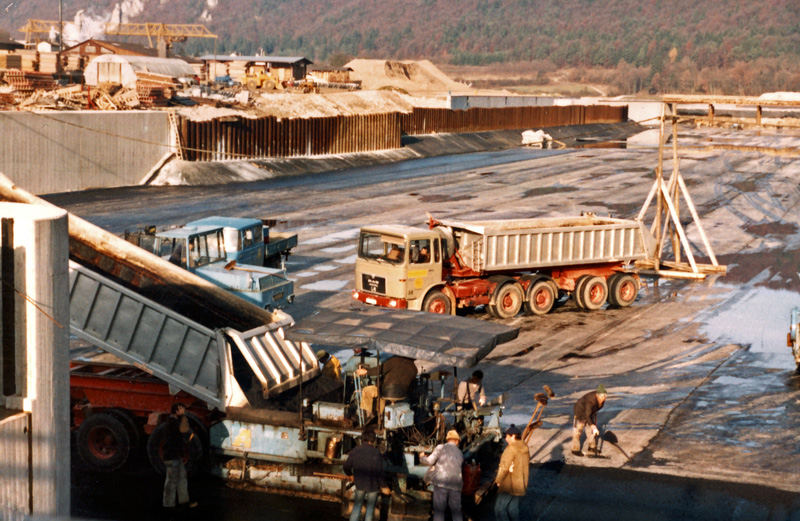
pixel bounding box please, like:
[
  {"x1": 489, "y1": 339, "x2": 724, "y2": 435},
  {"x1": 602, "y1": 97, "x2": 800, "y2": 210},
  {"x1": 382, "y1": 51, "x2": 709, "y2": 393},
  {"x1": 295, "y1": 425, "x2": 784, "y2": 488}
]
[
  {"x1": 155, "y1": 225, "x2": 294, "y2": 311},
  {"x1": 353, "y1": 225, "x2": 446, "y2": 312}
]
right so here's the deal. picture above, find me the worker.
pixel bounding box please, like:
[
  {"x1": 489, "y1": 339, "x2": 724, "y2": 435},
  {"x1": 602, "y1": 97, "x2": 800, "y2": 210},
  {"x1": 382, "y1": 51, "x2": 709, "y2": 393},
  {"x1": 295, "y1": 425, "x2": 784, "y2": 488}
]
[
  {"x1": 385, "y1": 244, "x2": 403, "y2": 262},
  {"x1": 162, "y1": 403, "x2": 198, "y2": 510},
  {"x1": 572, "y1": 383, "x2": 607, "y2": 457},
  {"x1": 343, "y1": 428, "x2": 390, "y2": 521},
  {"x1": 493, "y1": 424, "x2": 530, "y2": 521},
  {"x1": 418, "y1": 245, "x2": 430, "y2": 263},
  {"x1": 420, "y1": 429, "x2": 464, "y2": 521},
  {"x1": 357, "y1": 356, "x2": 418, "y2": 416},
  {"x1": 456, "y1": 370, "x2": 486, "y2": 410},
  {"x1": 317, "y1": 349, "x2": 342, "y2": 380}
]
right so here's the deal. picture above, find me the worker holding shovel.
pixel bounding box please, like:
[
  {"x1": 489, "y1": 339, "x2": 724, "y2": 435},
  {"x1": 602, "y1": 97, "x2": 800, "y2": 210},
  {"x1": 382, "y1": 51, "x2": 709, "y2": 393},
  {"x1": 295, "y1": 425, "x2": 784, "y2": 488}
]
[{"x1": 571, "y1": 384, "x2": 607, "y2": 457}]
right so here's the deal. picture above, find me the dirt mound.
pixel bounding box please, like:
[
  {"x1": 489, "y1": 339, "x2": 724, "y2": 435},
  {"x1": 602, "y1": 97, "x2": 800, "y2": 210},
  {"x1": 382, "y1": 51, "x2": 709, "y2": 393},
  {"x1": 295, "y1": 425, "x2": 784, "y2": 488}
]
[
  {"x1": 177, "y1": 90, "x2": 448, "y2": 121},
  {"x1": 346, "y1": 59, "x2": 471, "y2": 94}
]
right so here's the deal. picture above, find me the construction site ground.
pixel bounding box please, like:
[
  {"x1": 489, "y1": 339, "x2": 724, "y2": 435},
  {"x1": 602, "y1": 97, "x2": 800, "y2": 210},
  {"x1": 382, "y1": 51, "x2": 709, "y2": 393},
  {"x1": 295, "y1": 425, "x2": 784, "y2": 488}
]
[{"x1": 49, "y1": 123, "x2": 800, "y2": 520}]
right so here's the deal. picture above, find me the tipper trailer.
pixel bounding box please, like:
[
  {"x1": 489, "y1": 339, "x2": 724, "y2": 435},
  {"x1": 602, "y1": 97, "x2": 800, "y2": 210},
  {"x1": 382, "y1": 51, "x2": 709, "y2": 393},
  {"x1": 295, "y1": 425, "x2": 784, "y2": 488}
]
[{"x1": 353, "y1": 214, "x2": 657, "y2": 317}]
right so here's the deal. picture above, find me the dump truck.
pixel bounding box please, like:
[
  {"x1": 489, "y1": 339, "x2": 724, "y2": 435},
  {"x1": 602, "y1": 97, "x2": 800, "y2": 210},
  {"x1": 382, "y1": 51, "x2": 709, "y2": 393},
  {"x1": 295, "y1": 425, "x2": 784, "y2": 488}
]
[
  {"x1": 789, "y1": 307, "x2": 799, "y2": 371},
  {"x1": 353, "y1": 214, "x2": 657, "y2": 317}
]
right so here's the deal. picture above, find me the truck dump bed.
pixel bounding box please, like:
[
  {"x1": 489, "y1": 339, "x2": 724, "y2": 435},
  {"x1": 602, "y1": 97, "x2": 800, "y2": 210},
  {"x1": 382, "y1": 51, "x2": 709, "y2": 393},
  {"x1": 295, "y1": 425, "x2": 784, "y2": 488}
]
[{"x1": 442, "y1": 215, "x2": 655, "y2": 272}]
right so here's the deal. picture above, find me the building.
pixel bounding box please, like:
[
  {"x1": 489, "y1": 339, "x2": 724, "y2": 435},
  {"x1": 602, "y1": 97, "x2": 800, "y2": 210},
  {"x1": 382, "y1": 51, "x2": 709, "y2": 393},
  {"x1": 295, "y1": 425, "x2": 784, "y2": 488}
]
[
  {"x1": 308, "y1": 64, "x2": 354, "y2": 84},
  {"x1": 83, "y1": 54, "x2": 194, "y2": 87},
  {"x1": 199, "y1": 54, "x2": 312, "y2": 83}
]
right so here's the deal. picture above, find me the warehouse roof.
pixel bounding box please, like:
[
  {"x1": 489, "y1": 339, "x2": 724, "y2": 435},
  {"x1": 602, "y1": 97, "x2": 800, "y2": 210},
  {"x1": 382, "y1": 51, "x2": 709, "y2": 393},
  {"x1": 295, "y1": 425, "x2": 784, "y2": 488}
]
[{"x1": 199, "y1": 55, "x2": 312, "y2": 65}]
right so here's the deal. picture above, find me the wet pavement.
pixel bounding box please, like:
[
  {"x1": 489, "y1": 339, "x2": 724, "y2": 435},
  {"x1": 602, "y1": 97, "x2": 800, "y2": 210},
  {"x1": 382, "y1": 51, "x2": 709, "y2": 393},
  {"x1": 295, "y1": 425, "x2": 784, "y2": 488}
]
[{"x1": 52, "y1": 124, "x2": 800, "y2": 519}]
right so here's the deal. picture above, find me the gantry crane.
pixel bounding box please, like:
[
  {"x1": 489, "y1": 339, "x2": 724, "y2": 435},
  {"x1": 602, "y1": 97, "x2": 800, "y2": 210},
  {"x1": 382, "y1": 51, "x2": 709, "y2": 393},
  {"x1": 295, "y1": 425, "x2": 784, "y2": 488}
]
[{"x1": 18, "y1": 20, "x2": 217, "y2": 56}]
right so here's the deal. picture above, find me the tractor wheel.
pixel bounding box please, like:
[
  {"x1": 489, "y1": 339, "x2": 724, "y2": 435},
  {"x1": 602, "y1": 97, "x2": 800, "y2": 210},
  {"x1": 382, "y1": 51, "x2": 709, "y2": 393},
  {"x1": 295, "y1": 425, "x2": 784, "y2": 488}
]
[
  {"x1": 490, "y1": 283, "x2": 523, "y2": 319},
  {"x1": 246, "y1": 79, "x2": 259, "y2": 92},
  {"x1": 524, "y1": 279, "x2": 556, "y2": 316},
  {"x1": 422, "y1": 290, "x2": 452, "y2": 315},
  {"x1": 608, "y1": 273, "x2": 639, "y2": 307},
  {"x1": 77, "y1": 412, "x2": 131, "y2": 471}
]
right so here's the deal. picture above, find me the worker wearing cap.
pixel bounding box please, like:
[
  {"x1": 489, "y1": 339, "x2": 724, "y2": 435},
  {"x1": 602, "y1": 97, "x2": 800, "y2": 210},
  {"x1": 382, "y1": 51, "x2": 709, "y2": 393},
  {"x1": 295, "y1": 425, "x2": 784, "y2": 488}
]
[
  {"x1": 317, "y1": 349, "x2": 342, "y2": 380},
  {"x1": 571, "y1": 384, "x2": 607, "y2": 457},
  {"x1": 493, "y1": 424, "x2": 530, "y2": 521},
  {"x1": 420, "y1": 430, "x2": 464, "y2": 521}
]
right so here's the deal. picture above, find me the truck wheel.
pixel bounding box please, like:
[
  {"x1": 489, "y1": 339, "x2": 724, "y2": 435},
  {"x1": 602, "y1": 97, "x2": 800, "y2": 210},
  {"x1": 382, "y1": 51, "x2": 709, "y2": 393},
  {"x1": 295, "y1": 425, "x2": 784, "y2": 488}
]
[
  {"x1": 579, "y1": 276, "x2": 608, "y2": 310},
  {"x1": 608, "y1": 273, "x2": 638, "y2": 307},
  {"x1": 246, "y1": 79, "x2": 258, "y2": 92},
  {"x1": 573, "y1": 275, "x2": 592, "y2": 309},
  {"x1": 77, "y1": 412, "x2": 131, "y2": 471},
  {"x1": 491, "y1": 283, "x2": 523, "y2": 318},
  {"x1": 106, "y1": 408, "x2": 143, "y2": 452},
  {"x1": 423, "y1": 290, "x2": 452, "y2": 315},
  {"x1": 146, "y1": 417, "x2": 208, "y2": 475},
  {"x1": 524, "y1": 280, "x2": 556, "y2": 315}
]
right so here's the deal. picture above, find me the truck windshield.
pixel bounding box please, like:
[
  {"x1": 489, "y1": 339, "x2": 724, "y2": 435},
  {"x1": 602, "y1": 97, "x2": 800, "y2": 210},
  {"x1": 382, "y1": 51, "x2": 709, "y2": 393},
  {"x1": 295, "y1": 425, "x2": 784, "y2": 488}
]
[
  {"x1": 162, "y1": 231, "x2": 226, "y2": 268},
  {"x1": 359, "y1": 232, "x2": 405, "y2": 264}
]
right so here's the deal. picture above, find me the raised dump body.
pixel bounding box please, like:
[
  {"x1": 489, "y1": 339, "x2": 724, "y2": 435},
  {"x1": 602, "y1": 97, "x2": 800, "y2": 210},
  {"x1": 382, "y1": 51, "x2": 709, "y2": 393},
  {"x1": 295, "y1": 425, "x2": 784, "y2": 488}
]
[
  {"x1": 354, "y1": 214, "x2": 656, "y2": 317},
  {"x1": 446, "y1": 215, "x2": 654, "y2": 272}
]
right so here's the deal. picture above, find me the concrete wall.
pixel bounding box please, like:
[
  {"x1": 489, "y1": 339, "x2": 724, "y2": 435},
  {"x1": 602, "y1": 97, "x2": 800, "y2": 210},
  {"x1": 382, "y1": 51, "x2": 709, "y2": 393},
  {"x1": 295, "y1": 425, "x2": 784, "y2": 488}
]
[
  {"x1": 0, "y1": 203, "x2": 70, "y2": 519},
  {"x1": 0, "y1": 111, "x2": 171, "y2": 195}
]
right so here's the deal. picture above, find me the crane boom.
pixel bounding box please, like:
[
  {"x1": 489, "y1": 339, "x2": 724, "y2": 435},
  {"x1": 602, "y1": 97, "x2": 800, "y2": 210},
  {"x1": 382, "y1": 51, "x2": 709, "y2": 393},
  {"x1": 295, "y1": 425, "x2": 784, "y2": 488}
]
[{"x1": 18, "y1": 19, "x2": 217, "y2": 47}]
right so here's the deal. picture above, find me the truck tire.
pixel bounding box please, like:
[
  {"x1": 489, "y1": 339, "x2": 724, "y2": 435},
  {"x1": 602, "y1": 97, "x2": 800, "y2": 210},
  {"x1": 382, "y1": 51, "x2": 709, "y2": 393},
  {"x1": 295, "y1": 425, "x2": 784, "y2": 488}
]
[
  {"x1": 608, "y1": 273, "x2": 638, "y2": 307},
  {"x1": 246, "y1": 79, "x2": 258, "y2": 91},
  {"x1": 106, "y1": 408, "x2": 143, "y2": 452},
  {"x1": 77, "y1": 412, "x2": 131, "y2": 471},
  {"x1": 573, "y1": 275, "x2": 592, "y2": 309},
  {"x1": 146, "y1": 415, "x2": 208, "y2": 475},
  {"x1": 491, "y1": 283, "x2": 523, "y2": 318},
  {"x1": 579, "y1": 276, "x2": 608, "y2": 310},
  {"x1": 423, "y1": 289, "x2": 452, "y2": 315},
  {"x1": 524, "y1": 279, "x2": 556, "y2": 316}
]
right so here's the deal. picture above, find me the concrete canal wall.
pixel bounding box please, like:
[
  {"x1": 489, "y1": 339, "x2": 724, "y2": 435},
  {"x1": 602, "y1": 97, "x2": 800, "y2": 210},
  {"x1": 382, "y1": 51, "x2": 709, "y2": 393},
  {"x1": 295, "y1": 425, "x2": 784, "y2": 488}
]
[{"x1": 0, "y1": 111, "x2": 172, "y2": 195}]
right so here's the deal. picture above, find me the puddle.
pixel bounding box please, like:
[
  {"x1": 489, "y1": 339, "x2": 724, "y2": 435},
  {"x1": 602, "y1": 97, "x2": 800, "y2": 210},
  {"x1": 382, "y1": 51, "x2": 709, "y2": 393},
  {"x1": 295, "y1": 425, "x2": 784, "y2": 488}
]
[
  {"x1": 523, "y1": 185, "x2": 578, "y2": 197},
  {"x1": 743, "y1": 221, "x2": 798, "y2": 237},
  {"x1": 419, "y1": 194, "x2": 474, "y2": 203},
  {"x1": 700, "y1": 285, "x2": 799, "y2": 354},
  {"x1": 710, "y1": 249, "x2": 800, "y2": 293}
]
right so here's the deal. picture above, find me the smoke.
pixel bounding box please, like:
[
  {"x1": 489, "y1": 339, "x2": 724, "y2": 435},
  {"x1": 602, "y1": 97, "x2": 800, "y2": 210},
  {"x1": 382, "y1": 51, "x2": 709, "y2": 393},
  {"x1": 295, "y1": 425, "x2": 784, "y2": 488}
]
[{"x1": 59, "y1": 1, "x2": 147, "y2": 47}]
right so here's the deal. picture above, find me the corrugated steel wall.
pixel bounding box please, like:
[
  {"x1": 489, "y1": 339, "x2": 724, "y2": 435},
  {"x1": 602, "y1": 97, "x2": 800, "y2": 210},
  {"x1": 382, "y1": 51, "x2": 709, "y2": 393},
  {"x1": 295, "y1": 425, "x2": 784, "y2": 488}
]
[
  {"x1": 0, "y1": 412, "x2": 30, "y2": 520},
  {"x1": 179, "y1": 105, "x2": 627, "y2": 161},
  {"x1": 0, "y1": 111, "x2": 171, "y2": 195},
  {"x1": 181, "y1": 113, "x2": 402, "y2": 161},
  {"x1": 400, "y1": 105, "x2": 628, "y2": 135}
]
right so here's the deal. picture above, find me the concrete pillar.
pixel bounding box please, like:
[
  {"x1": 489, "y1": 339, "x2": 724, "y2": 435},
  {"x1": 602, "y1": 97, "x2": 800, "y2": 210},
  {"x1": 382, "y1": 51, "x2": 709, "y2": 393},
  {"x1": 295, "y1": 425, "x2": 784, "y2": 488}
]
[{"x1": 0, "y1": 202, "x2": 69, "y2": 517}]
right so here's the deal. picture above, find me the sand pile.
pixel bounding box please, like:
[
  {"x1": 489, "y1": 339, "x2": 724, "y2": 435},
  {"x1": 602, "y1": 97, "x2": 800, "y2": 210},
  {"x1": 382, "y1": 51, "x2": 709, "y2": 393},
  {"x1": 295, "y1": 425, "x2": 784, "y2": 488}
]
[{"x1": 346, "y1": 59, "x2": 471, "y2": 94}]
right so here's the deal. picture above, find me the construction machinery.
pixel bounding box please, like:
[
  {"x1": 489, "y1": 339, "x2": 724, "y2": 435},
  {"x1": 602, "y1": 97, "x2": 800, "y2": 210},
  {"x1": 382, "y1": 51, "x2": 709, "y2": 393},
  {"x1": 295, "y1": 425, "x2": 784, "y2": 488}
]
[
  {"x1": 353, "y1": 214, "x2": 655, "y2": 317},
  {"x1": 789, "y1": 307, "x2": 799, "y2": 371}
]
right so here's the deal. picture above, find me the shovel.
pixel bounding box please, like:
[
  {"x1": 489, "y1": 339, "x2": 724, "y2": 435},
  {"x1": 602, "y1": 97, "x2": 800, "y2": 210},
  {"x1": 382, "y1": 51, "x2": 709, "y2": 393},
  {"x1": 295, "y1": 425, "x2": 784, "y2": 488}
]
[{"x1": 601, "y1": 430, "x2": 631, "y2": 462}]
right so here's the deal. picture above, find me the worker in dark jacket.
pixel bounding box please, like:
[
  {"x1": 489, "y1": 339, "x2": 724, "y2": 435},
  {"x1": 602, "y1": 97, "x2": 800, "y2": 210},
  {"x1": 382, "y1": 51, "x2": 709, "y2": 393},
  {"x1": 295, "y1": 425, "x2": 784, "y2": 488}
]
[
  {"x1": 357, "y1": 356, "x2": 418, "y2": 415},
  {"x1": 162, "y1": 403, "x2": 198, "y2": 509},
  {"x1": 343, "y1": 429, "x2": 390, "y2": 521},
  {"x1": 571, "y1": 384, "x2": 607, "y2": 457},
  {"x1": 493, "y1": 424, "x2": 531, "y2": 521}
]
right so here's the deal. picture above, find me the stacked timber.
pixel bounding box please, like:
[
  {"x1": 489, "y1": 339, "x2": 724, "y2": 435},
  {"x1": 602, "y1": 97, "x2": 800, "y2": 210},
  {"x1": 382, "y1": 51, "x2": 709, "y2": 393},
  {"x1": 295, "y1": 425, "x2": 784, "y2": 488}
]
[
  {"x1": 63, "y1": 55, "x2": 82, "y2": 71},
  {"x1": 38, "y1": 52, "x2": 59, "y2": 73},
  {"x1": 228, "y1": 62, "x2": 247, "y2": 83},
  {"x1": 16, "y1": 50, "x2": 38, "y2": 71},
  {"x1": 0, "y1": 54, "x2": 22, "y2": 69}
]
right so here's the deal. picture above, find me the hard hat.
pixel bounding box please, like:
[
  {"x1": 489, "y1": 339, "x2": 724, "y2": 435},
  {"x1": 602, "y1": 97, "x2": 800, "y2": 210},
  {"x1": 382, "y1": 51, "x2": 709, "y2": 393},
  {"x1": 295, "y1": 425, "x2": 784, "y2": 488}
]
[
  {"x1": 316, "y1": 350, "x2": 328, "y2": 361},
  {"x1": 446, "y1": 429, "x2": 460, "y2": 441}
]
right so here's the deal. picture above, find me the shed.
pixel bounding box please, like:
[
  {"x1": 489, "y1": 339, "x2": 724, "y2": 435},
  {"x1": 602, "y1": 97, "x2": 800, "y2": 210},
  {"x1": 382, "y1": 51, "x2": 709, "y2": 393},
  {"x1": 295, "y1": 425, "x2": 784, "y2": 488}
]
[
  {"x1": 308, "y1": 65, "x2": 353, "y2": 84},
  {"x1": 84, "y1": 54, "x2": 195, "y2": 87},
  {"x1": 199, "y1": 55, "x2": 312, "y2": 83}
]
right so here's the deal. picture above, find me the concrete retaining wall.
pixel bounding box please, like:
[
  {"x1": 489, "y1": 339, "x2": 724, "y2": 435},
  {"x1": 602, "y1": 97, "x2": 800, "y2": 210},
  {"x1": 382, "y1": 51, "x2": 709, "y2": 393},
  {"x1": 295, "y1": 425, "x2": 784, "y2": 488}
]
[
  {"x1": 0, "y1": 111, "x2": 171, "y2": 195},
  {"x1": 449, "y1": 95, "x2": 556, "y2": 110}
]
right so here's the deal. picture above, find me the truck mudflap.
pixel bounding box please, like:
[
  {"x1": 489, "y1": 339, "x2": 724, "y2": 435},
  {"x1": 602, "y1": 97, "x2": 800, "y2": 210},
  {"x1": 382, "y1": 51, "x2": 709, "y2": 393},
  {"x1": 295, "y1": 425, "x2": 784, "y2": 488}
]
[{"x1": 352, "y1": 289, "x2": 409, "y2": 309}]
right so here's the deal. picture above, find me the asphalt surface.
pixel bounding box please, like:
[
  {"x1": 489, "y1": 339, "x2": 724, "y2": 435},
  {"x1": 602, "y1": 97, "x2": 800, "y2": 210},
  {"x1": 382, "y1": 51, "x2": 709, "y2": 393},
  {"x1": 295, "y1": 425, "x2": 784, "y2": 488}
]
[{"x1": 52, "y1": 124, "x2": 800, "y2": 520}]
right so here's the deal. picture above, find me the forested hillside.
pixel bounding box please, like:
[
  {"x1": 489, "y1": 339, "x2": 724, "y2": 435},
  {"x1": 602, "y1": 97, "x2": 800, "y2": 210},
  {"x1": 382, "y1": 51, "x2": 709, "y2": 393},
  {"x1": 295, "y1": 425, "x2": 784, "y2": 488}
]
[{"x1": 2, "y1": 0, "x2": 799, "y2": 94}]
